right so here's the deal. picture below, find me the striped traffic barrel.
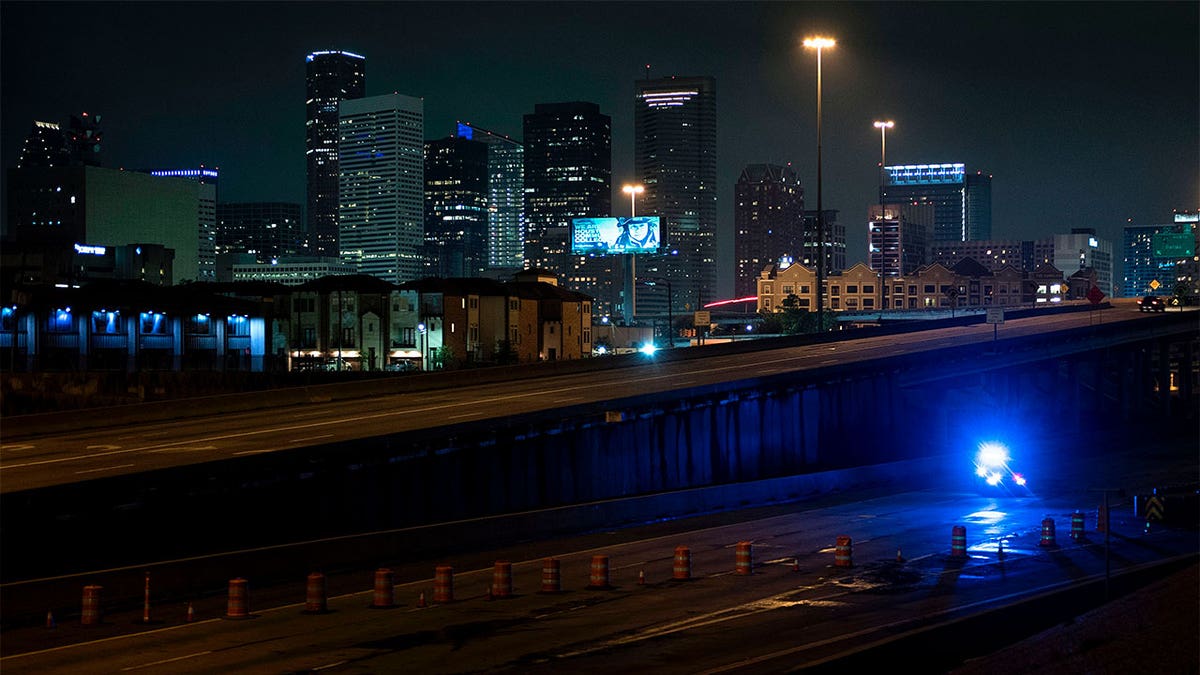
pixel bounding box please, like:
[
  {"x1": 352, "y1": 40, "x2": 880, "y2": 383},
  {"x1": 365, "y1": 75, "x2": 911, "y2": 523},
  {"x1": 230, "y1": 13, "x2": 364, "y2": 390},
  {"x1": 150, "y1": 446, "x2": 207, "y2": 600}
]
[
  {"x1": 1040, "y1": 518, "x2": 1056, "y2": 547},
  {"x1": 81, "y1": 585, "x2": 103, "y2": 626},
  {"x1": 371, "y1": 568, "x2": 395, "y2": 608},
  {"x1": 735, "y1": 541, "x2": 753, "y2": 575},
  {"x1": 673, "y1": 546, "x2": 692, "y2": 580},
  {"x1": 1071, "y1": 511, "x2": 1085, "y2": 540},
  {"x1": 834, "y1": 535, "x2": 853, "y2": 568},
  {"x1": 226, "y1": 578, "x2": 250, "y2": 618},
  {"x1": 492, "y1": 561, "x2": 513, "y2": 598},
  {"x1": 433, "y1": 565, "x2": 454, "y2": 603},
  {"x1": 541, "y1": 557, "x2": 561, "y2": 593},
  {"x1": 305, "y1": 573, "x2": 327, "y2": 613},
  {"x1": 950, "y1": 526, "x2": 967, "y2": 558},
  {"x1": 588, "y1": 555, "x2": 611, "y2": 589}
]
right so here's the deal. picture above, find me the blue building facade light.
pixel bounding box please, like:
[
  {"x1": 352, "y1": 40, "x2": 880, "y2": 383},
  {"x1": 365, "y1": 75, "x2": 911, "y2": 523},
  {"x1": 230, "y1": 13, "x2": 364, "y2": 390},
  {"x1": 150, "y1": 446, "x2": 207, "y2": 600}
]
[{"x1": 884, "y1": 163, "x2": 966, "y2": 185}]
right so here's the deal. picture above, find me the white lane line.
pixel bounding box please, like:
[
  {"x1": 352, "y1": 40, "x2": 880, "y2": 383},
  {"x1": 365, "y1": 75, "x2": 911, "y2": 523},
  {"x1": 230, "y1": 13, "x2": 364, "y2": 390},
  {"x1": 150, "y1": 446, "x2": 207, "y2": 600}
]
[
  {"x1": 313, "y1": 661, "x2": 349, "y2": 671},
  {"x1": 292, "y1": 434, "x2": 333, "y2": 443},
  {"x1": 120, "y1": 651, "x2": 212, "y2": 671},
  {"x1": 0, "y1": 385, "x2": 578, "y2": 470},
  {"x1": 0, "y1": 444, "x2": 35, "y2": 452},
  {"x1": 233, "y1": 449, "x2": 276, "y2": 456},
  {"x1": 75, "y1": 463, "x2": 135, "y2": 475},
  {"x1": 0, "y1": 619, "x2": 220, "y2": 661},
  {"x1": 448, "y1": 413, "x2": 477, "y2": 420}
]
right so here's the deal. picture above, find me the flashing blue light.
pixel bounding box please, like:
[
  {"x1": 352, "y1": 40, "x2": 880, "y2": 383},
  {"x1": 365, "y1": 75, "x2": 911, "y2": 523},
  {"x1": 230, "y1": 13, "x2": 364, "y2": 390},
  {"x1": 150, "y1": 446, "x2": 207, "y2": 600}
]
[
  {"x1": 977, "y1": 442, "x2": 1009, "y2": 468},
  {"x1": 639, "y1": 343, "x2": 658, "y2": 356},
  {"x1": 596, "y1": 345, "x2": 607, "y2": 355},
  {"x1": 457, "y1": 123, "x2": 474, "y2": 139}
]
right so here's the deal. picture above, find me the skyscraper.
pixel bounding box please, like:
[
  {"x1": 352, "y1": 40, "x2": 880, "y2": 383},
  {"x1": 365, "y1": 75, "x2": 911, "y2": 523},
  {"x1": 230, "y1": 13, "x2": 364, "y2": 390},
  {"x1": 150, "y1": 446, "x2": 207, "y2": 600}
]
[
  {"x1": 634, "y1": 75, "x2": 717, "y2": 313},
  {"x1": 338, "y1": 93, "x2": 424, "y2": 284},
  {"x1": 802, "y1": 209, "x2": 845, "y2": 275},
  {"x1": 456, "y1": 122, "x2": 524, "y2": 272},
  {"x1": 215, "y1": 202, "x2": 305, "y2": 259},
  {"x1": 880, "y1": 164, "x2": 992, "y2": 244},
  {"x1": 1123, "y1": 212, "x2": 1199, "y2": 298},
  {"x1": 148, "y1": 167, "x2": 218, "y2": 282},
  {"x1": 306, "y1": 50, "x2": 365, "y2": 259},
  {"x1": 424, "y1": 135, "x2": 489, "y2": 278},
  {"x1": 868, "y1": 204, "x2": 933, "y2": 277},
  {"x1": 17, "y1": 121, "x2": 70, "y2": 168},
  {"x1": 522, "y1": 102, "x2": 613, "y2": 312},
  {"x1": 733, "y1": 164, "x2": 804, "y2": 298}
]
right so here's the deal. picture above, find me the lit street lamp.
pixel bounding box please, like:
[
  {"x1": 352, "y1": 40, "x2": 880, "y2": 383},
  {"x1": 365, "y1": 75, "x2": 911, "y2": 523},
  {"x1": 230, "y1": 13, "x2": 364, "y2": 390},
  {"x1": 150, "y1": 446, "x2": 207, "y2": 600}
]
[
  {"x1": 873, "y1": 120, "x2": 894, "y2": 315},
  {"x1": 622, "y1": 184, "x2": 645, "y2": 325},
  {"x1": 803, "y1": 36, "x2": 834, "y2": 329}
]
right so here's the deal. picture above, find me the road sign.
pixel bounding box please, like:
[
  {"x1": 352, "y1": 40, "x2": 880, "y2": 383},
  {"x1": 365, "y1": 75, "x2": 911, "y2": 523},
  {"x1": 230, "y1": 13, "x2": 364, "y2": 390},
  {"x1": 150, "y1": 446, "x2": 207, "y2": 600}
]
[
  {"x1": 986, "y1": 308, "x2": 1005, "y2": 324},
  {"x1": 1144, "y1": 494, "x2": 1164, "y2": 521},
  {"x1": 693, "y1": 311, "x2": 710, "y2": 326},
  {"x1": 1086, "y1": 286, "x2": 1106, "y2": 305},
  {"x1": 1149, "y1": 279, "x2": 1161, "y2": 290}
]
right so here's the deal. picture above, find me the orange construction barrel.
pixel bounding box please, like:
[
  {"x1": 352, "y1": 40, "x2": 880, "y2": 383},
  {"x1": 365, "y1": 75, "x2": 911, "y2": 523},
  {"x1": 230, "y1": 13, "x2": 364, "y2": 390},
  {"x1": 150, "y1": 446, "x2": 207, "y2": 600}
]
[
  {"x1": 433, "y1": 565, "x2": 454, "y2": 603},
  {"x1": 305, "y1": 572, "x2": 327, "y2": 613},
  {"x1": 492, "y1": 561, "x2": 513, "y2": 598},
  {"x1": 950, "y1": 526, "x2": 967, "y2": 559},
  {"x1": 588, "y1": 555, "x2": 611, "y2": 589},
  {"x1": 673, "y1": 546, "x2": 692, "y2": 580},
  {"x1": 834, "y1": 535, "x2": 853, "y2": 568},
  {"x1": 541, "y1": 557, "x2": 561, "y2": 593},
  {"x1": 1040, "y1": 518, "x2": 1056, "y2": 547},
  {"x1": 226, "y1": 578, "x2": 250, "y2": 618},
  {"x1": 81, "y1": 585, "x2": 103, "y2": 626},
  {"x1": 1071, "y1": 511, "x2": 1085, "y2": 540},
  {"x1": 735, "y1": 541, "x2": 753, "y2": 575},
  {"x1": 372, "y1": 568, "x2": 395, "y2": 608}
]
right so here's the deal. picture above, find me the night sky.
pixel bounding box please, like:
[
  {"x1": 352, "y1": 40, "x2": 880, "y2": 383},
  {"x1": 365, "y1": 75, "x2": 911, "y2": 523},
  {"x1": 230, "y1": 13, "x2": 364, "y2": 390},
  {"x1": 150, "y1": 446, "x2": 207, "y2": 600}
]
[{"x1": 2, "y1": 1, "x2": 1196, "y2": 296}]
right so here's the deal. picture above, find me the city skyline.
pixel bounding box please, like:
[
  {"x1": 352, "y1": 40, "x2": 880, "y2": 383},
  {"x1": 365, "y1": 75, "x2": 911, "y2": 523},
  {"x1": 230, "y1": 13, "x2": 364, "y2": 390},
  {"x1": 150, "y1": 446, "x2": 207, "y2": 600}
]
[{"x1": 2, "y1": 1, "x2": 1196, "y2": 297}]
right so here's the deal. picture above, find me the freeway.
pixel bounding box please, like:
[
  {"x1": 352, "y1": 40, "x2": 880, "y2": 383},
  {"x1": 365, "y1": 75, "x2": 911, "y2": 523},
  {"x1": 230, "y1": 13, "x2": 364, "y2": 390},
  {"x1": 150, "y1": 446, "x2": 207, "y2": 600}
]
[
  {"x1": 1, "y1": 433, "x2": 1195, "y2": 672},
  {"x1": 0, "y1": 302, "x2": 1184, "y2": 493}
]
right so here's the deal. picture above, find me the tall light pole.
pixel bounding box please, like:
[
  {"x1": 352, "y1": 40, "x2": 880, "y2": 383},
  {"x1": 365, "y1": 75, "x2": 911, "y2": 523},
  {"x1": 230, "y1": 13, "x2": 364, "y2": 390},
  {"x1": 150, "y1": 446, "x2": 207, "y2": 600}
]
[
  {"x1": 804, "y1": 36, "x2": 834, "y2": 329},
  {"x1": 622, "y1": 184, "x2": 644, "y2": 325},
  {"x1": 873, "y1": 120, "x2": 893, "y2": 316}
]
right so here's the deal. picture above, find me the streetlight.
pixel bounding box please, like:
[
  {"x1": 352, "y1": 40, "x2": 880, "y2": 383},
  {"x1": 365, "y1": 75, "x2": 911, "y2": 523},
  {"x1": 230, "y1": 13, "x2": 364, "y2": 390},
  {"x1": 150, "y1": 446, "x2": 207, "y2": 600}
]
[
  {"x1": 417, "y1": 322, "x2": 426, "y2": 371},
  {"x1": 873, "y1": 120, "x2": 894, "y2": 316},
  {"x1": 803, "y1": 36, "x2": 835, "y2": 330},
  {"x1": 622, "y1": 184, "x2": 645, "y2": 325}
]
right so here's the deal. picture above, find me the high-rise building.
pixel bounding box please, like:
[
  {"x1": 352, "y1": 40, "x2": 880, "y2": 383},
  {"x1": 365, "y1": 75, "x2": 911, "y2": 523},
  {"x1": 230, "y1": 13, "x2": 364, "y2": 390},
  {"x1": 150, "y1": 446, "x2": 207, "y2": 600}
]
[
  {"x1": 633, "y1": 76, "x2": 717, "y2": 313},
  {"x1": 65, "y1": 112, "x2": 103, "y2": 167},
  {"x1": 338, "y1": 93, "x2": 424, "y2": 284},
  {"x1": 522, "y1": 102, "x2": 613, "y2": 314},
  {"x1": 306, "y1": 50, "x2": 365, "y2": 259},
  {"x1": 868, "y1": 204, "x2": 933, "y2": 277},
  {"x1": 7, "y1": 166, "x2": 201, "y2": 283},
  {"x1": 880, "y1": 164, "x2": 992, "y2": 243},
  {"x1": 802, "y1": 209, "x2": 845, "y2": 275},
  {"x1": 733, "y1": 164, "x2": 804, "y2": 298},
  {"x1": 424, "y1": 135, "x2": 489, "y2": 278},
  {"x1": 1123, "y1": 212, "x2": 1198, "y2": 298},
  {"x1": 17, "y1": 121, "x2": 70, "y2": 168},
  {"x1": 1052, "y1": 228, "x2": 1114, "y2": 298},
  {"x1": 148, "y1": 167, "x2": 219, "y2": 282},
  {"x1": 215, "y1": 202, "x2": 305, "y2": 260},
  {"x1": 456, "y1": 122, "x2": 524, "y2": 271}
]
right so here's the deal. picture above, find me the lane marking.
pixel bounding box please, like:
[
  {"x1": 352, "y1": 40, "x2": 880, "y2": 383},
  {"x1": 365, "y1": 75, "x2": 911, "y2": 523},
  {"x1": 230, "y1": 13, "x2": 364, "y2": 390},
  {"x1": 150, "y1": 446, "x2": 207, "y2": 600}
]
[
  {"x1": 0, "y1": 386, "x2": 585, "y2": 471},
  {"x1": 75, "y1": 463, "x2": 135, "y2": 475},
  {"x1": 291, "y1": 434, "x2": 333, "y2": 443},
  {"x1": 0, "y1": 444, "x2": 35, "y2": 452},
  {"x1": 120, "y1": 651, "x2": 212, "y2": 671},
  {"x1": 233, "y1": 449, "x2": 276, "y2": 456}
]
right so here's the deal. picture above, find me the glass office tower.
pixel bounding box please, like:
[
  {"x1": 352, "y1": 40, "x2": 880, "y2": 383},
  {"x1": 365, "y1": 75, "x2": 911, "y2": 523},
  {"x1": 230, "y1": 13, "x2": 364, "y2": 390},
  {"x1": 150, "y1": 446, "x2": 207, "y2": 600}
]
[{"x1": 306, "y1": 50, "x2": 365, "y2": 259}]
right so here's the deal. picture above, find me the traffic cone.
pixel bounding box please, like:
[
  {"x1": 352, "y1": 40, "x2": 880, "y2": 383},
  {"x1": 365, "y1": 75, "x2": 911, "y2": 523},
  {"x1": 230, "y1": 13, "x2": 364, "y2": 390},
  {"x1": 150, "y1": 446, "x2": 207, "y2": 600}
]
[
  {"x1": 638, "y1": 569, "x2": 645, "y2": 585},
  {"x1": 792, "y1": 558, "x2": 800, "y2": 572},
  {"x1": 417, "y1": 592, "x2": 427, "y2": 608},
  {"x1": 46, "y1": 611, "x2": 56, "y2": 629},
  {"x1": 186, "y1": 603, "x2": 195, "y2": 623}
]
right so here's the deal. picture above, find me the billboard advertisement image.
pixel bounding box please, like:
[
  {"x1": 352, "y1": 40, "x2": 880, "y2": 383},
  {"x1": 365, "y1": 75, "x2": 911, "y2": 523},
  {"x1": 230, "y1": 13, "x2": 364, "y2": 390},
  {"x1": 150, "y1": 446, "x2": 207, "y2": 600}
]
[{"x1": 571, "y1": 217, "x2": 661, "y2": 254}]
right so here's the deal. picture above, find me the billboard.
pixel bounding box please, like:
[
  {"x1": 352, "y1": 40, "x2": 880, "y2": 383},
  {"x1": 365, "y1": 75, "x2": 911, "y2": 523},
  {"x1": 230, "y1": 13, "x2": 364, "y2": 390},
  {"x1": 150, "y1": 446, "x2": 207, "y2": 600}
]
[{"x1": 571, "y1": 217, "x2": 661, "y2": 254}]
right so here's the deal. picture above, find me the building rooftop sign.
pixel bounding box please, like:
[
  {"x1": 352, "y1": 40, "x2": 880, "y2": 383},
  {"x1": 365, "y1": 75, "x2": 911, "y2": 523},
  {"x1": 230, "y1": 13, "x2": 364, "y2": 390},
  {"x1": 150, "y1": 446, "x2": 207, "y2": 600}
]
[{"x1": 885, "y1": 163, "x2": 965, "y2": 185}]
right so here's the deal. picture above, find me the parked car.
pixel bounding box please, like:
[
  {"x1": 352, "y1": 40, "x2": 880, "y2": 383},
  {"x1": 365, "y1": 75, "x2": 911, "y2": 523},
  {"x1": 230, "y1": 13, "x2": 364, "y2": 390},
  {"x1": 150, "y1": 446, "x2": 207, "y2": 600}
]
[{"x1": 1138, "y1": 295, "x2": 1166, "y2": 312}]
